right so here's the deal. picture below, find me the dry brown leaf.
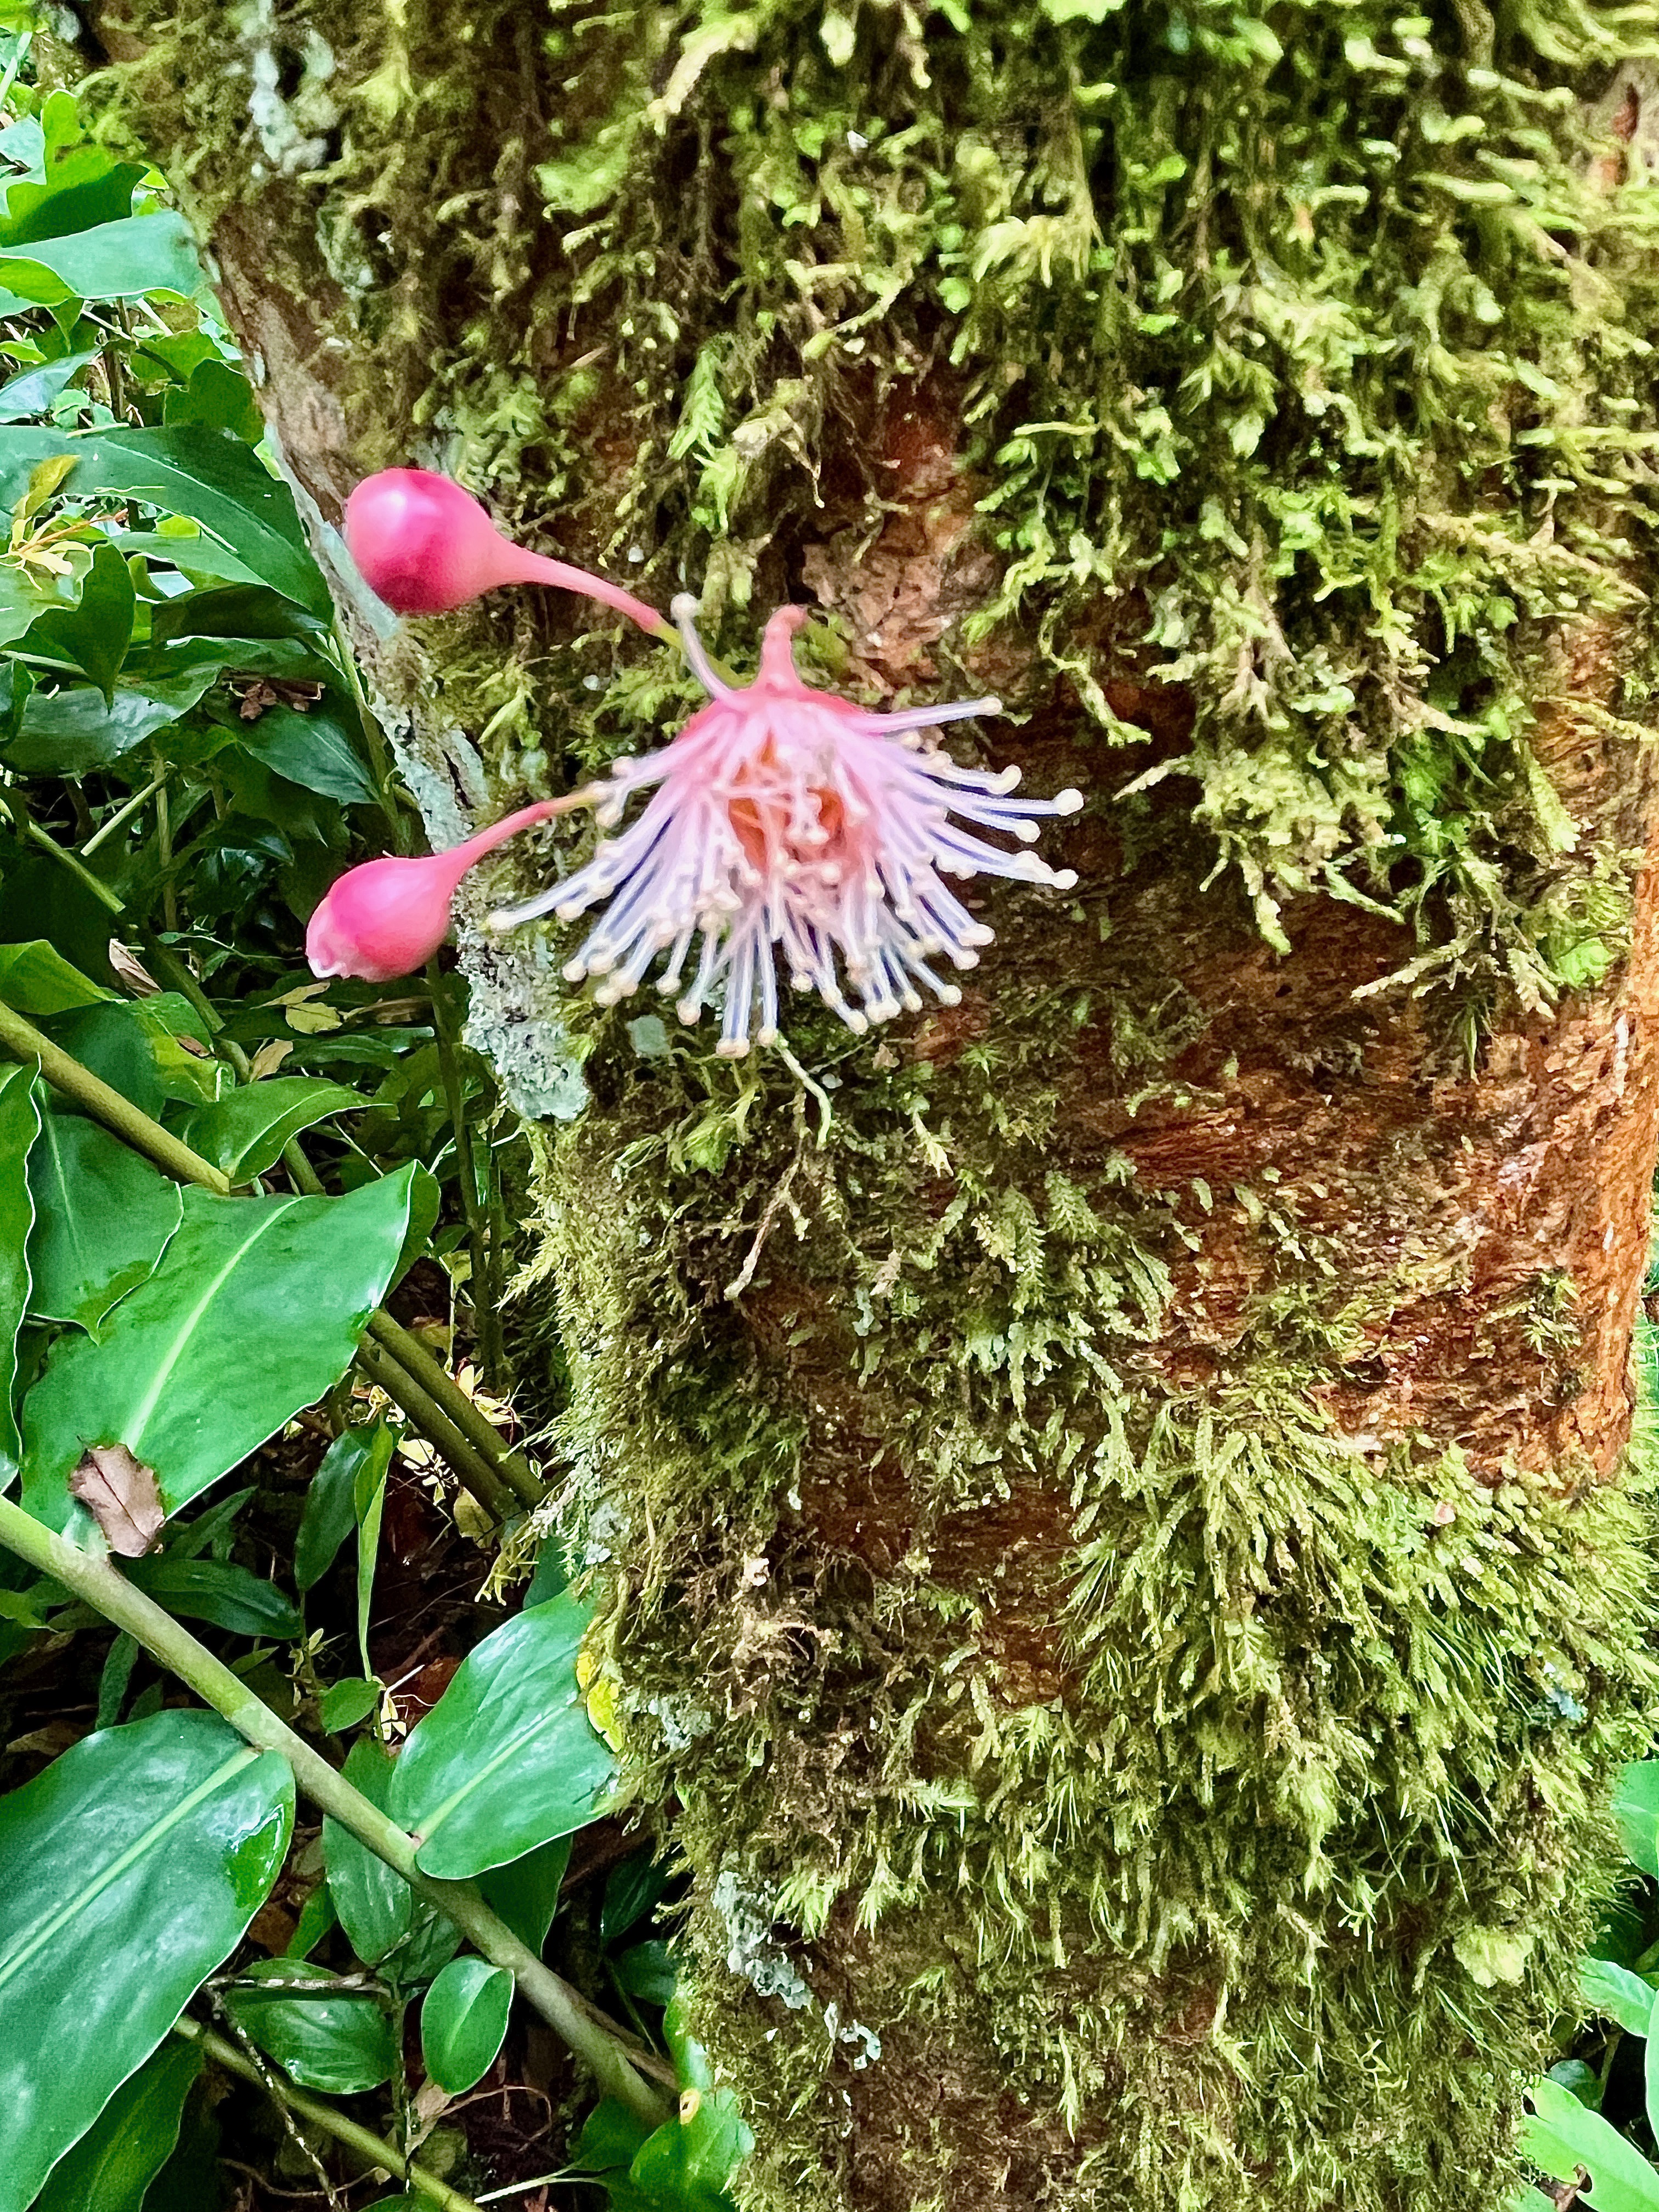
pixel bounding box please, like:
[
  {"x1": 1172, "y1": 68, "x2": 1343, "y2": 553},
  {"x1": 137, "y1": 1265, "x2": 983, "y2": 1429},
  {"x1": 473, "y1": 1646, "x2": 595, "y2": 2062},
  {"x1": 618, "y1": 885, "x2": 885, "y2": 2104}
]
[
  {"x1": 70, "y1": 1442, "x2": 166, "y2": 1558},
  {"x1": 106, "y1": 940, "x2": 162, "y2": 998},
  {"x1": 248, "y1": 1038, "x2": 294, "y2": 1081}
]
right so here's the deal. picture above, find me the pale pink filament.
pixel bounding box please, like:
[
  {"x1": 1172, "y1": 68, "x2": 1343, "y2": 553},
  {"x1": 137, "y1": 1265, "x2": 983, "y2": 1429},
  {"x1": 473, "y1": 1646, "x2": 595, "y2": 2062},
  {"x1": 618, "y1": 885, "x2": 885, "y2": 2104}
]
[{"x1": 490, "y1": 599, "x2": 1082, "y2": 1056}]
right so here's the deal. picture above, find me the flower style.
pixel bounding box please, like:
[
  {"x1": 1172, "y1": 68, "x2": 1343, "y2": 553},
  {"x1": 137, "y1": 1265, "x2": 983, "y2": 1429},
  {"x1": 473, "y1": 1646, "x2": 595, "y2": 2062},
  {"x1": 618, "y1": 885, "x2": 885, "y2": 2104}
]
[{"x1": 487, "y1": 596, "x2": 1083, "y2": 1057}]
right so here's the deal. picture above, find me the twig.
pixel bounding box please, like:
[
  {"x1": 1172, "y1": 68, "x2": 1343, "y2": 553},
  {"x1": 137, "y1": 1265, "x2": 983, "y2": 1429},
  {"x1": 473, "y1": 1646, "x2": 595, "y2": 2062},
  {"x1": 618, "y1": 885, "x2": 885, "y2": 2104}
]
[
  {"x1": 365, "y1": 1312, "x2": 541, "y2": 1508},
  {"x1": 356, "y1": 1333, "x2": 517, "y2": 1526},
  {"x1": 425, "y1": 961, "x2": 503, "y2": 1380},
  {"x1": 175, "y1": 2018, "x2": 483, "y2": 2212},
  {"x1": 208, "y1": 1993, "x2": 342, "y2": 2208},
  {"x1": 0, "y1": 1496, "x2": 673, "y2": 2126}
]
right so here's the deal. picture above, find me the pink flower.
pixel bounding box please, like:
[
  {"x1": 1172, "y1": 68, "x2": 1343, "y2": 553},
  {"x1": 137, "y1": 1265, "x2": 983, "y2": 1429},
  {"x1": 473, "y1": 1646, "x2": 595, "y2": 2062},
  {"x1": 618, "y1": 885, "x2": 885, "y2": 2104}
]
[
  {"x1": 344, "y1": 469, "x2": 666, "y2": 634},
  {"x1": 488, "y1": 598, "x2": 1082, "y2": 1057},
  {"x1": 306, "y1": 799, "x2": 588, "y2": 983}
]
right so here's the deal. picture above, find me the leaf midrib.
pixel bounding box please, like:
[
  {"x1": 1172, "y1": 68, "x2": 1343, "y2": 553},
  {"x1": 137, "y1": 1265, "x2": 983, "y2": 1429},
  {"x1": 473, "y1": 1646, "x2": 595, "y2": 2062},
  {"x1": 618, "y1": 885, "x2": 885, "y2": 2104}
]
[{"x1": 0, "y1": 1745, "x2": 261, "y2": 1994}]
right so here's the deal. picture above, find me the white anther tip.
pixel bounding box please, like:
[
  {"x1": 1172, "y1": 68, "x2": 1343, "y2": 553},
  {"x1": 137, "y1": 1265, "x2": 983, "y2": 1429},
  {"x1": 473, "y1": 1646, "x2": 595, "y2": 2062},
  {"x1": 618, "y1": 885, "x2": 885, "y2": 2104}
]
[
  {"x1": 670, "y1": 592, "x2": 701, "y2": 622},
  {"x1": 1054, "y1": 788, "x2": 1084, "y2": 815},
  {"x1": 1051, "y1": 869, "x2": 1079, "y2": 890}
]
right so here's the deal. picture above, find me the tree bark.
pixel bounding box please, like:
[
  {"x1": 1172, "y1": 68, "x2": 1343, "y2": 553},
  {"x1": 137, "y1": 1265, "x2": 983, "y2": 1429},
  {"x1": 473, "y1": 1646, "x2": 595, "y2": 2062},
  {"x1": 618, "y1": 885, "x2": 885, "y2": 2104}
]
[{"x1": 97, "y1": 4, "x2": 1659, "y2": 2207}]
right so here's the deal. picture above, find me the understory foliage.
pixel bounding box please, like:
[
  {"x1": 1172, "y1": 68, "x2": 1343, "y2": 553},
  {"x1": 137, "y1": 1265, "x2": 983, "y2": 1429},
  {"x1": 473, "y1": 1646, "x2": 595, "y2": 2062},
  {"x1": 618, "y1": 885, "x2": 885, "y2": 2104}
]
[{"x1": 0, "y1": 46, "x2": 748, "y2": 2212}]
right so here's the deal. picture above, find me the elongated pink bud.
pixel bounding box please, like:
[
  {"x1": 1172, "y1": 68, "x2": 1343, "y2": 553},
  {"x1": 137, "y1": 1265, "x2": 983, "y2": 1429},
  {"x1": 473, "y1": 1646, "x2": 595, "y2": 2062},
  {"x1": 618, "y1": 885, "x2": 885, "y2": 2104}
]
[
  {"x1": 344, "y1": 469, "x2": 666, "y2": 634},
  {"x1": 306, "y1": 799, "x2": 589, "y2": 983}
]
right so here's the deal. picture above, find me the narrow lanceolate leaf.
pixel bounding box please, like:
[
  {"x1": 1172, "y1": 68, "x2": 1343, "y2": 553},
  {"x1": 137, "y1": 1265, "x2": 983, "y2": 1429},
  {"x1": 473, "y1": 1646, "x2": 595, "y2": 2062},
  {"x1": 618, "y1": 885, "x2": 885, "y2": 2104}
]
[
  {"x1": 323, "y1": 1738, "x2": 411, "y2": 1967},
  {"x1": 26, "y1": 1109, "x2": 184, "y2": 1338},
  {"x1": 0, "y1": 1065, "x2": 37, "y2": 1482},
  {"x1": 0, "y1": 941, "x2": 112, "y2": 1015},
  {"x1": 0, "y1": 1709, "x2": 293, "y2": 2212},
  {"x1": 21, "y1": 1165, "x2": 424, "y2": 1530},
  {"x1": 389, "y1": 1590, "x2": 616, "y2": 1880},
  {"x1": 420, "y1": 1957, "x2": 514, "y2": 2096},
  {"x1": 31, "y1": 2039, "x2": 201, "y2": 2212}
]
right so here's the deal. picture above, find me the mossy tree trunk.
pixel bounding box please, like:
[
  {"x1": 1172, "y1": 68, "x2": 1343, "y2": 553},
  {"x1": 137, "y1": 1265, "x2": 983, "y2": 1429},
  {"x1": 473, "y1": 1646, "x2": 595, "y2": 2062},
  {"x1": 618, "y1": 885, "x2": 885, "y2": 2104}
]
[{"x1": 95, "y1": 2, "x2": 1659, "y2": 2204}]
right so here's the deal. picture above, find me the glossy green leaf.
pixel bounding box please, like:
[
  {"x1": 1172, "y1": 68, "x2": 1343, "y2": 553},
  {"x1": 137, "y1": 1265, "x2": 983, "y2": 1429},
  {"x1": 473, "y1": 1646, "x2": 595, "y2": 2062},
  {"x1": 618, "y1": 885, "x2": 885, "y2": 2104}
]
[
  {"x1": 613, "y1": 1940, "x2": 677, "y2": 2006},
  {"x1": 602, "y1": 1853, "x2": 672, "y2": 1946},
  {"x1": 25, "y1": 542, "x2": 134, "y2": 704},
  {"x1": 31, "y1": 2038, "x2": 201, "y2": 2212},
  {"x1": 0, "y1": 939, "x2": 111, "y2": 1014},
  {"x1": 0, "y1": 143, "x2": 142, "y2": 245},
  {"x1": 182, "y1": 1076, "x2": 362, "y2": 1183},
  {"x1": 139, "y1": 2074, "x2": 220, "y2": 2212},
  {"x1": 0, "y1": 1708, "x2": 293, "y2": 2212},
  {"x1": 478, "y1": 1835, "x2": 572, "y2": 1956},
  {"x1": 238, "y1": 706, "x2": 379, "y2": 806},
  {"x1": 319, "y1": 1676, "x2": 380, "y2": 1733},
  {"x1": 0, "y1": 211, "x2": 203, "y2": 304},
  {"x1": 389, "y1": 1590, "x2": 616, "y2": 1879},
  {"x1": 22, "y1": 1166, "x2": 424, "y2": 1530},
  {"x1": 1523, "y1": 2076, "x2": 1659, "y2": 2212},
  {"x1": 161, "y1": 359, "x2": 263, "y2": 444},
  {"x1": 1582, "y1": 1954, "x2": 1656, "y2": 2036},
  {"x1": 122, "y1": 1556, "x2": 302, "y2": 1639},
  {"x1": 26, "y1": 1108, "x2": 183, "y2": 1336},
  {"x1": 420, "y1": 1956, "x2": 514, "y2": 2096},
  {"x1": 68, "y1": 428, "x2": 330, "y2": 618},
  {"x1": 623, "y1": 1994, "x2": 752, "y2": 2209},
  {"x1": 571, "y1": 2097, "x2": 653, "y2": 2178},
  {"x1": 323, "y1": 1737, "x2": 411, "y2": 1967},
  {"x1": 110, "y1": 528, "x2": 273, "y2": 596},
  {"x1": 223, "y1": 1959, "x2": 396, "y2": 2095},
  {"x1": 295, "y1": 1421, "x2": 394, "y2": 1594},
  {"x1": 1616, "y1": 1762, "x2": 1659, "y2": 1878},
  {"x1": 44, "y1": 998, "x2": 219, "y2": 1121},
  {"x1": 9, "y1": 669, "x2": 218, "y2": 775},
  {"x1": 0, "y1": 1065, "x2": 35, "y2": 1480},
  {"x1": 0, "y1": 347, "x2": 100, "y2": 423}
]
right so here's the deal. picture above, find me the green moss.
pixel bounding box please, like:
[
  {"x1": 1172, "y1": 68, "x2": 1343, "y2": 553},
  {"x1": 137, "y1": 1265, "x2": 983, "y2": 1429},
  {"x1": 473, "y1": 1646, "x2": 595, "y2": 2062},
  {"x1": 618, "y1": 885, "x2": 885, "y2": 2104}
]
[{"x1": 109, "y1": 0, "x2": 1659, "y2": 1003}]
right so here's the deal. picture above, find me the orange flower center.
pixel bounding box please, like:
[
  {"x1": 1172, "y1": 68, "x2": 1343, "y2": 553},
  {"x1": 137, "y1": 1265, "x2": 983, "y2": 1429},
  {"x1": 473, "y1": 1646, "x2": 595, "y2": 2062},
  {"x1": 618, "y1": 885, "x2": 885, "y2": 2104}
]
[{"x1": 727, "y1": 741, "x2": 845, "y2": 872}]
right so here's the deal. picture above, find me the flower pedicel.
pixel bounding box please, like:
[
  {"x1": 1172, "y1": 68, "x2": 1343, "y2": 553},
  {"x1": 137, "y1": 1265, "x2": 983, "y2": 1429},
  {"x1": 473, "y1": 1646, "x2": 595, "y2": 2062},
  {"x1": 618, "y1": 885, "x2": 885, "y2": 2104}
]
[{"x1": 320, "y1": 470, "x2": 1082, "y2": 1054}]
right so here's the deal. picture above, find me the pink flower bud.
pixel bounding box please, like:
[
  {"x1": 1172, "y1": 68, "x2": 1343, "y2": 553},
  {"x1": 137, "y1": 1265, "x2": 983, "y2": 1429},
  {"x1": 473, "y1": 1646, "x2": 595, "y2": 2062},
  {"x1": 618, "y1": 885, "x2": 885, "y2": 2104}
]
[
  {"x1": 343, "y1": 469, "x2": 665, "y2": 634},
  {"x1": 306, "y1": 799, "x2": 588, "y2": 983}
]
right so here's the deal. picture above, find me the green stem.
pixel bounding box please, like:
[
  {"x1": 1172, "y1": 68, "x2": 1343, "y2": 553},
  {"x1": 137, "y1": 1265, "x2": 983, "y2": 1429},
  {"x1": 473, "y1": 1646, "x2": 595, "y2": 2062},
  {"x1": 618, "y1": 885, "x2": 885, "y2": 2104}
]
[
  {"x1": 3, "y1": 792, "x2": 124, "y2": 915},
  {"x1": 155, "y1": 774, "x2": 178, "y2": 934},
  {"x1": 366, "y1": 1311, "x2": 541, "y2": 1510},
  {"x1": 0, "y1": 999, "x2": 231, "y2": 1193},
  {"x1": 425, "y1": 962, "x2": 504, "y2": 1381},
  {"x1": 81, "y1": 774, "x2": 166, "y2": 858},
  {"x1": 355, "y1": 1331, "x2": 517, "y2": 1526},
  {"x1": 331, "y1": 614, "x2": 410, "y2": 854},
  {"x1": 0, "y1": 1496, "x2": 673, "y2": 2125},
  {"x1": 172, "y1": 2017, "x2": 483, "y2": 2212}
]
